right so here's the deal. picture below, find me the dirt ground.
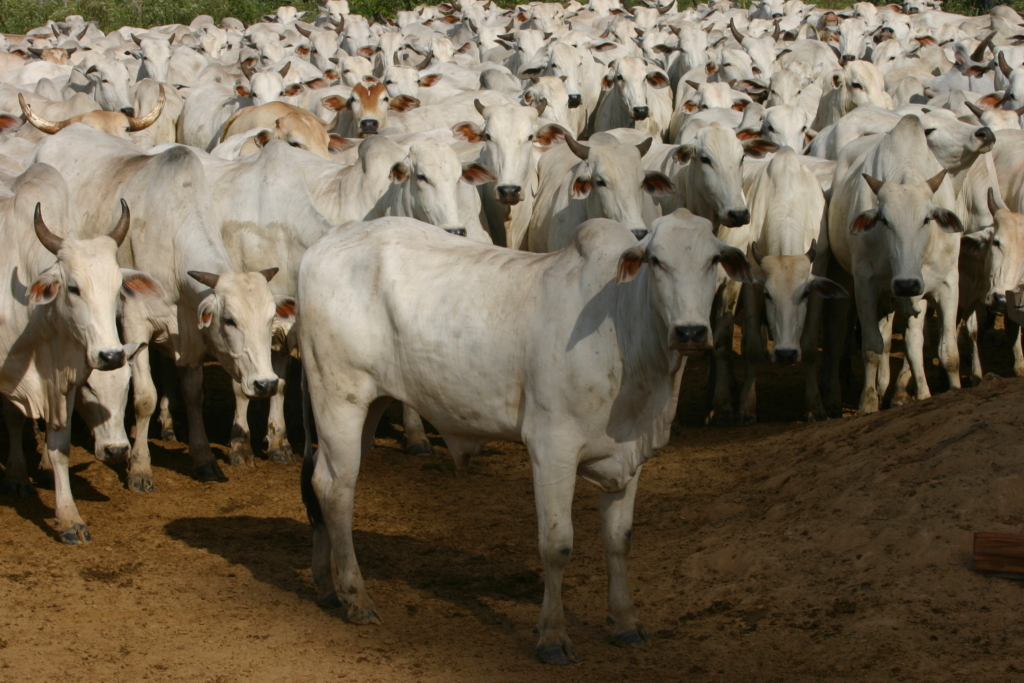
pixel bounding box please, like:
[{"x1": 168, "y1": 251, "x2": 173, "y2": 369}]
[{"x1": 2, "y1": 326, "x2": 1024, "y2": 682}]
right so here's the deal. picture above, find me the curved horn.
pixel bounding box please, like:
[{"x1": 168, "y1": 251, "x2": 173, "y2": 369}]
[
  {"x1": 132, "y1": 33, "x2": 143, "y2": 46},
  {"x1": 750, "y1": 240, "x2": 763, "y2": 266},
  {"x1": 564, "y1": 133, "x2": 590, "y2": 159},
  {"x1": 535, "y1": 97, "x2": 547, "y2": 118},
  {"x1": 19, "y1": 93, "x2": 69, "y2": 135},
  {"x1": 636, "y1": 136, "x2": 653, "y2": 157},
  {"x1": 334, "y1": 16, "x2": 345, "y2": 34},
  {"x1": 34, "y1": 203, "x2": 64, "y2": 255},
  {"x1": 394, "y1": 50, "x2": 402, "y2": 66},
  {"x1": 417, "y1": 50, "x2": 434, "y2": 70},
  {"x1": 108, "y1": 199, "x2": 130, "y2": 247},
  {"x1": 988, "y1": 186, "x2": 1003, "y2": 216},
  {"x1": 971, "y1": 31, "x2": 995, "y2": 63},
  {"x1": 999, "y1": 50, "x2": 1014, "y2": 78},
  {"x1": 730, "y1": 18, "x2": 745, "y2": 44},
  {"x1": 279, "y1": 61, "x2": 291, "y2": 78},
  {"x1": 127, "y1": 87, "x2": 165, "y2": 131},
  {"x1": 964, "y1": 100, "x2": 985, "y2": 119},
  {"x1": 188, "y1": 271, "x2": 220, "y2": 289},
  {"x1": 772, "y1": 19, "x2": 781, "y2": 42},
  {"x1": 806, "y1": 238, "x2": 816, "y2": 262},
  {"x1": 474, "y1": 98, "x2": 486, "y2": 116}
]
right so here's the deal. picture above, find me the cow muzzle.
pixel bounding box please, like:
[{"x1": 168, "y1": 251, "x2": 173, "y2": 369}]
[
  {"x1": 631, "y1": 229, "x2": 648, "y2": 240},
  {"x1": 359, "y1": 119, "x2": 379, "y2": 135},
  {"x1": 632, "y1": 106, "x2": 649, "y2": 121},
  {"x1": 892, "y1": 278, "x2": 923, "y2": 298},
  {"x1": 496, "y1": 185, "x2": 522, "y2": 204},
  {"x1": 774, "y1": 348, "x2": 799, "y2": 365},
  {"x1": 568, "y1": 94, "x2": 582, "y2": 108},
  {"x1": 97, "y1": 444, "x2": 129, "y2": 464},
  {"x1": 120, "y1": 107, "x2": 136, "y2": 118},
  {"x1": 94, "y1": 348, "x2": 126, "y2": 371},
  {"x1": 975, "y1": 127, "x2": 995, "y2": 150},
  {"x1": 671, "y1": 325, "x2": 711, "y2": 354},
  {"x1": 722, "y1": 209, "x2": 750, "y2": 228},
  {"x1": 988, "y1": 291, "x2": 1007, "y2": 313},
  {"x1": 250, "y1": 378, "x2": 279, "y2": 398},
  {"x1": 444, "y1": 227, "x2": 467, "y2": 236}
]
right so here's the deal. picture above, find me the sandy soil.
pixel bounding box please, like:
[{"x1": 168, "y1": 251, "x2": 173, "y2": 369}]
[{"x1": 2, "y1": 330, "x2": 1024, "y2": 682}]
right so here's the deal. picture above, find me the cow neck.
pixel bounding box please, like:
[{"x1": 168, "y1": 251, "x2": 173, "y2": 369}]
[{"x1": 612, "y1": 265, "x2": 673, "y2": 386}]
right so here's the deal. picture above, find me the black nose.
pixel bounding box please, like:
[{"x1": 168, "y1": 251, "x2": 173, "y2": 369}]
[
  {"x1": 631, "y1": 229, "x2": 648, "y2": 240},
  {"x1": 359, "y1": 119, "x2": 379, "y2": 134},
  {"x1": 97, "y1": 349, "x2": 125, "y2": 369},
  {"x1": 568, "y1": 94, "x2": 582, "y2": 108},
  {"x1": 992, "y1": 291, "x2": 1007, "y2": 309},
  {"x1": 252, "y1": 378, "x2": 279, "y2": 397},
  {"x1": 975, "y1": 127, "x2": 995, "y2": 146},
  {"x1": 444, "y1": 227, "x2": 467, "y2": 236},
  {"x1": 496, "y1": 185, "x2": 522, "y2": 204},
  {"x1": 120, "y1": 107, "x2": 135, "y2": 118},
  {"x1": 632, "y1": 106, "x2": 649, "y2": 120},
  {"x1": 102, "y1": 445, "x2": 129, "y2": 463},
  {"x1": 724, "y1": 209, "x2": 750, "y2": 227},
  {"x1": 775, "y1": 349, "x2": 798, "y2": 365},
  {"x1": 842, "y1": 54, "x2": 856, "y2": 63},
  {"x1": 674, "y1": 325, "x2": 708, "y2": 345},
  {"x1": 892, "y1": 278, "x2": 923, "y2": 297}
]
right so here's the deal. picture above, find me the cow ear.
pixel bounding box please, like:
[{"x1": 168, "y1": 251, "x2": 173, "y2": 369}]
[
  {"x1": 419, "y1": 73, "x2": 441, "y2": 87},
  {"x1": 977, "y1": 92, "x2": 1002, "y2": 109},
  {"x1": 390, "y1": 161, "x2": 410, "y2": 183},
  {"x1": 0, "y1": 114, "x2": 22, "y2": 132},
  {"x1": 832, "y1": 72, "x2": 843, "y2": 89},
  {"x1": 235, "y1": 84, "x2": 251, "y2": 97},
  {"x1": 570, "y1": 174, "x2": 591, "y2": 199},
  {"x1": 809, "y1": 276, "x2": 849, "y2": 299},
  {"x1": 255, "y1": 130, "x2": 272, "y2": 148},
  {"x1": 931, "y1": 207, "x2": 963, "y2": 233},
  {"x1": 731, "y1": 99, "x2": 750, "y2": 111},
  {"x1": 121, "y1": 269, "x2": 164, "y2": 299},
  {"x1": 461, "y1": 162, "x2": 497, "y2": 185},
  {"x1": 535, "y1": 123, "x2": 568, "y2": 147},
  {"x1": 304, "y1": 77, "x2": 329, "y2": 90},
  {"x1": 673, "y1": 144, "x2": 695, "y2": 163},
  {"x1": 452, "y1": 121, "x2": 484, "y2": 143},
  {"x1": 284, "y1": 83, "x2": 303, "y2": 96},
  {"x1": 390, "y1": 94, "x2": 420, "y2": 111},
  {"x1": 960, "y1": 227, "x2": 993, "y2": 256},
  {"x1": 321, "y1": 95, "x2": 347, "y2": 111},
  {"x1": 715, "y1": 245, "x2": 754, "y2": 284},
  {"x1": 683, "y1": 100, "x2": 698, "y2": 112},
  {"x1": 736, "y1": 79, "x2": 767, "y2": 95},
  {"x1": 196, "y1": 295, "x2": 217, "y2": 329},
  {"x1": 642, "y1": 171, "x2": 674, "y2": 196},
  {"x1": 327, "y1": 134, "x2": 352, "y2": 152},
  {"x1": 616, "y1": 235, "x2": 651, "y2": 284},
  {"x1": 850, "y1": 208, "x2": 878, "y2": 233},
  {"x1": 741, "y1": 138, "x2": 779, "y2": 158},
  {"x1": 601, "y1": 74, "x2": 614, "y2": 89},
  {"x1": 28, "y1": 270, "x2": 60, "y2": 305},
  {"x1": 735, "y1": 128, "x2": 760, "y2": 140},
  {"x1": 646, "y1": 71, "x2": 669, "y2": 88},
  {"x1": 275, "y1": 296, "x2": 296, "y2": 323}
]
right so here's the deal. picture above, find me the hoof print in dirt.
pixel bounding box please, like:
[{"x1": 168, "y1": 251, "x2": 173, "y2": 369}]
[
  {"x1": 536, "y1": 642, "x2": 579, "y2": 665},
  {"x1": 611, "y1": 629, "x2": 651, "y2": 648},
  {"x1": 267, "y1": 444, "x2": 294, "y2": 464},
  {"x1": 127, "y1": 473, "x2": 154, "y2": 493},
  {"x1": 194, "y1": 463, "x2": 227, "y2": 483},
  {"x1": 58, "y1": 523, "x2": 91, "y2": 545},
  {"x1": 0, "y1": 479, "x2": 34, "y2": 497}
]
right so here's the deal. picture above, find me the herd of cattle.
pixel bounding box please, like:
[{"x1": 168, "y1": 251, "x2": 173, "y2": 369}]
[{"x1": 2, "y1": 0, "x2": 1024, "y2": 664}]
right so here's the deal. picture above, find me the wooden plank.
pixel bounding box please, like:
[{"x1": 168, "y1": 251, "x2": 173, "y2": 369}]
[{"x1": 974, "y1": 532, "x2": 1024, "y2": 575}]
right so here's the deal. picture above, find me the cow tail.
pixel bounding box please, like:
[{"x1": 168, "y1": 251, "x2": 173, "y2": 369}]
[{"x1": 300, "y1": 364, "x2": 325, "y2": 528}]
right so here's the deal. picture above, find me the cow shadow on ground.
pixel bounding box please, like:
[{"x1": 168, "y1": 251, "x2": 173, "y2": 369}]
[
  {"x1": 163, "y1": 515, "x2": 542, "y2": 630},
  {"x1": 0, "y1": 460, "x2": 109, "y2": 542}
]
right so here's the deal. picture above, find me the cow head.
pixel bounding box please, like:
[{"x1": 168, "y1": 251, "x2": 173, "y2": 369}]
[
  {"x1": 602, "y1": 56, "x2": 669, "y2": 122},
  {"x1": 960, "y1": 188, "x2": 1024, "y2": 312},
  {"x1": 322, "y1": 82, "x2": 420, "y2": 137},
  {"x1": 81, "y1": 60, "x2": 134, "y2": 115}
]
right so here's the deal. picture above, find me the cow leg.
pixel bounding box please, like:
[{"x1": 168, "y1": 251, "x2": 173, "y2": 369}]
[
  {"x1": 181, "y1": 366, "x2": 226, "y2": 483},
  {"x1": 738, "y1": 285, "x2": 762, "y2": 426},
  {"x1": 802, "y1": 292, "x2": 827, "y2": 421},
  {"x1": 265, "y1": 354, "x2": 294, "y2": 464},
  {"x1": 934, "y1": 288, "x2": 961, "y2": 392},
  {"x1": 311, "y1": 397, "x2": 387, "y2": 623},
  {"x1": 710, "y1": 283, "x2": 740, "y2": 426},
  {"x1": 49, "y1": 403, "x2": 90, "y2": 545},
  {"x1": 963, "y1": 311, "x2": 983, "y2": 386},
  {"x1": 128, "y1": 344, "x2": 157, "y2": 493},
  {"x1": 156, "y1": 356, "x2": 177, "y2": 442},
  {"x1": 856, "y1": 291, "x2": 885, "y2": 415},
  {"x1": 602, "y1": 466, "x2": 648, "y2": 648},
  {"x1": 229, "y1": 380, "x2": 255, "y2": 468},
  {"x1": 0, "y1": 399, "x2": 31, "y2": 497},
  {"x1": 1009, "y1": 318, "x2": 1024, "y2": 377},
  {"x1": 877, "y1": 309, "x2": 896, "y2": 401},
  {"x1": 402, "y1": 404, "x2": 433, "y2": 456},
  {"x1": 531, "y1": 455, "x2": 579, "y2": 665},
  {"x1": 820, "y1": 294, "x2": 851, "y2": 418}
]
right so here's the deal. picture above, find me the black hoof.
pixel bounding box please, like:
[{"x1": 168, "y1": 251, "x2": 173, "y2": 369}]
[
  {"x1": 536, "y1": 642, "x2": 579, "y2": 665},
  {"x1": 710, "y1": 411, "x2": 733, "y2": 427},
  {"x1": 827, "y1": 407, "x2": 843, "y2": 419},
  {"x1": 228, "y1": 443, "x2": 255, "y2": 468},
  {"x1": 194, "y1": 462, "x2": 227, "y2": 483},
  {"x1": 127, "y1": 472, "x2": 154, "y2": 493},
  {"x1": 267, "y1": 443, "x2": 294, "y2": 464},
  {"x1": 611, "y1": 629, "x2": 651, "y2": 648},
  {"x1": 406, "y1": 440, "x2": 433, "y2": 457},
  {"x1": 346, "y1": 605, "x2": 382, "y2": 625},
  {"x1": 317, "y1": 593, "x2": 343, "y2": 609},
  {"x1": 740, "y1": 414, "x2": 756, "y2": 427},
  {"x1": 0, "y1": 479, "x2": 34, "y2": 497},
  {"x1": 161, "y1": 428, "x2": 177, "y2": 442},
  {"x1": 59, "y1": 523, "x2": 91, "y2": 545}
]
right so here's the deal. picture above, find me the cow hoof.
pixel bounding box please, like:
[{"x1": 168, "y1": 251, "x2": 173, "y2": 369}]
[
  {"x1": 194, "y1": 463, "x2": 227, "y2": 483},
  {"x1": 346, "y1": 604, "x2": 382, "y2": 625},
  {"x1": 127, "y1": 473, "x2": 154, "y2": 493},
  {"x1": 59, "y1": 523, "x2": 91, "y2": 545},
  {"x1": 229, "y1": 443, "x2": 255, "y2": 468},
  {"x1": 267, "y1": 444, "x2": 294, "y2": 464},
  {"x1": 0, "y1": 479, "x2": 33, "y2": 497},
  {"x1": 891, "y1": 392, "x2": 910, "y2": 408},
  {"x1": 317, "y1": 593, "x2": 343, "y2": 609},
  {"x1": 406, "y1": 440, "x2": 433, "y2": 457},
  {"x1": 709, "y1": 411, "x2": 733, "y2": 427},
  {"x1": 826, "y1": 406, "x2": 842, "y2": 419},
  {"x1": 536, "y1": 640, "x2": 579, "y2": 665},
  {"x1": 740, "y1": 414, "x2": 756, "y2": 426},
  {"x1": 161, "y1": 428, "x2": 177, "y2": 443},
  {"x1": 805, "y1": 410, "x2": 828, "y2": 422},
  {"x1": 611, "y1": 628, "x2": 651, "y2": 648}
]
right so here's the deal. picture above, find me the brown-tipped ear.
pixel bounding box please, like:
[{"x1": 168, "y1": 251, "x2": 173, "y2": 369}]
[
  {"x1": 806, "y1": 238, "x2": 816, "y2": 262},
  {"x1": 862, "y1": 174, "x2": 884, "y2": 195},
  {"x1": 188, "y1": 271, "x2": 220, "y2": 289},
  {"x1": 321, "y1": 94, "x2": 347, "y2": 111},
  {"x1": 925, "y1": 169, "x2": 946, "y2": 194},
  {"x1": 977, "y1": 92, "x2": 1002, "y2": 109},
  {"x1": 452, "y1": 121, "x2": 484, "y2": 143},
  {"x1": 741, "y1": 138, "x2": 779, "y2": 158},
  {"x1": 850, "y1": 209, "x2": 878, "y2": 234},
  {"x1": 931, "y1": 207, "x2": 963, "y2": 233},
  {"x1": 736, "y1": 129, "x2": 760, "y2": 140},
  {"x1": 716, "y1": 245, "x2": 754, "y2": 284},
  {"x1": 642, "y1": 171, "x2": 674, "y2": 196},
  {"x1": 616, "y1": 239, "x2": 650, "y2": 284},
  {"x1": 389, "y1": 94, "x2": 420, "y2": 111},
  {"x1": 260, "y1": 267, "x2": 279, "y2": 282},
  {"x1": 535, "y1": 123, "x2": 568, "y2": 147},
  {"x1": 275, "y1": 296, "x2": 297, "y2": 322},
  {"x1": 327, "y1": 134, "x2": 352, "y2": 152},
  {"x1": 750, "y1": 240, "x2": 763, "y2": 266},
  {"x1": 461, "y1": 162, "x2": 497, "y2": 185},
  {"x1": 390, "y1": 161, "x2": 409, "y2": 183},
  {"x1": 0, "y1": 114, "x2": 21, "y2": 132}
]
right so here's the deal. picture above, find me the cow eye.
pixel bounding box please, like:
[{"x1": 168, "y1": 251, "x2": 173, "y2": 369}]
[
  {"x1": 851, "y1": 82, "x2": 863, "y2": 89},
  {"x1": 994, "y1": 238, "x2": 1002, "y2": 247},
  {"x1": 483, "y1": 133, "x2": 492, "y2": 141},
  {"x1": 596, "y1": 178, "x2": 607, "y2": 187},
  {"x1": 384, "y1": 79, "x2": 393, "y2": 85},
  {"x1": 924, "y1": 128, "x2": 935, "y2": 136},
  {"x1": 765, "y1": 125, "x2": 775, "y2": 133},
  {"x1": 289, "y1": 141, "x2": 302, "y2": 147},
  {"x1": 68, "y1": 285, "x2": 80, "y2": 296},
  {"x1": 700, "y1": 156, "x2": 711, "y2": 165},
  {"x1": 417, "y1": 174, "x2": 427, "y2": 181},
  {"x1": 650, "y1": 255, "x2": 660, "y2": 268},
  {"x1": 224, "y1": 317, "x2": 237, "y2": 327},
  {"x1": 800, "y1": 289, "x2": 810, "y2": 300},
  {"x1": 616, "y1": 74, "x2": 623, "y2": 80},
  {"x1": 764, "y1": 291, "x2": 773, "y2": 302},
  {"x1": 527, "y1": 134, "x2": 534, "y2": 141}
]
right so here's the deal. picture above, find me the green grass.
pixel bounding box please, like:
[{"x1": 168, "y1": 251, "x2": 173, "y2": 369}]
[{"x1": 0, "y1": 0, "x2": 1018, "y2": 37}]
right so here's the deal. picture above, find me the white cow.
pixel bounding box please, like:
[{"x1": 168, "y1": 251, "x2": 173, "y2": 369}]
[{"x1": 297, "y1": 212, "x2": 753, "y2": 664}]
